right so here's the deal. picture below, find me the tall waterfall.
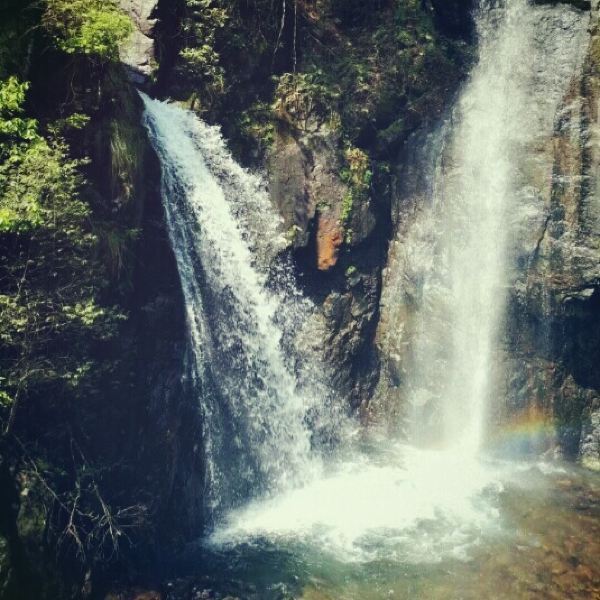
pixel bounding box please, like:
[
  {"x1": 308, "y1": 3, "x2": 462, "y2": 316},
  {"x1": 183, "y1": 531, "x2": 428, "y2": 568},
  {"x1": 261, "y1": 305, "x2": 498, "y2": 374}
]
[
  {"x1": 141, "y1": 97, "x2": 327, "y2": 513},
  {"x1": 380, "y1": 0, "x2": 589, "y2": 455}
]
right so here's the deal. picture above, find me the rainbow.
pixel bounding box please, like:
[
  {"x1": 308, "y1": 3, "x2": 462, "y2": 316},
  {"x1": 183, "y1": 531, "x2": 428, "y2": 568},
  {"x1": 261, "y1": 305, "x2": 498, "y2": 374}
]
[{"x1": 488, "y1": 408, "x2": 556, "y2": 454}]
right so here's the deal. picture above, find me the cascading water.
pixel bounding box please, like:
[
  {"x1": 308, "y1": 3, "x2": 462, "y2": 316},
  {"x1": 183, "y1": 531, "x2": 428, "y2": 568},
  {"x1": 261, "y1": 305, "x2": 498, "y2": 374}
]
[
  {"x1": 140, "y1": 96, "x2": 328, "y2": 514},
  {"x1": 404, "y1": 0, "x2": 538, "y2": 454},
  {"x1": 383, "y1": 0, "x2": 589, "y2": 456},
  {"x1": 140, "y1": 0, "x2": 591, "y2": 585}
]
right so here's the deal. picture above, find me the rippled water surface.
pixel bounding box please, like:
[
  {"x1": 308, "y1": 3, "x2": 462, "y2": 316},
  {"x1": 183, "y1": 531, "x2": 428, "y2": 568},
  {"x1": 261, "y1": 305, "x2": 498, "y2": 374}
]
[{"x1": 166, "y1": 449, "x2": 600, "y2": 600}]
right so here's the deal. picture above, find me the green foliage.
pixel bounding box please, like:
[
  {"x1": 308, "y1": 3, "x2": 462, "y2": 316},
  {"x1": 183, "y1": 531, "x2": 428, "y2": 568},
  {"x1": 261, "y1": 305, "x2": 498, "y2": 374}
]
[
  {"x1": 0, "y1": 77, "x2": 123, "y2": 424},
  {"x1": 110, "y1": 118, "x2": 143, "y2": 205},
  {"x1": 0, "y1": 77, "x2": 45, "y2": 232},
  {"x1": 340, "y1": 147, "x2": 371, "y2": 219},
  {"x1": 43, "y1": 0, "x2": 132, "y2": 60},
  {"x1": 0, "y1": 77, "x2": 91, "y2": 235},
  {"x1": 273, "y1": 71, "x2": 340, "y2": 130},
  {"x1": 342, "y1": 147, "x2": 372, "y2": 191},
  {"x1": 295, "y1": 0, "x2": 472, "y2": 146},
  {"x1": 178, "y1": 0, "x2": 230, "y2": 107},
  {"x1": 0, "y1": 77, "x2": 28, "y2": 115},
  {"x1": 179, "y1": 46, "x2": 225, "y2": 97},
  {"x1": 340, "y1": 147, "x2": 371, "y2": 243},
  {"x1": 0, "y1": 78, "x2": 39, "y2": 156},
  {"x1": 340, "y1": 191, "x2": 354, "y2": 225},
  {"x1": 102, "y1": 67, "x2": 146, "y2": 212},
  {"x1": 63, "y1": 113, "x2": 91, "y2": 131},
  {"x1": 237, "y1": 102, "x2": 275, "y2": 149}
]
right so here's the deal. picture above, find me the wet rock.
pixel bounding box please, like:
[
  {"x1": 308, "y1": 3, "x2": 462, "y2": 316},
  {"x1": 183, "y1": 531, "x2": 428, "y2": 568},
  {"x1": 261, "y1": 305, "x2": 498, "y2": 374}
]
[
  {"x1": 580, "y1": 400, "x2": 600, "y2": 470},
  {"x1": 267, "y1": 118, "x2": 382, "y2": 401},
  {"x1": 346, "y1": 191, "x2": 377, "y2": 247},
  {"x1": 321, "y1": 269, "x2": 381, "y2": 406},
  {"x1": 511, "y1": 6, "x2": 600, "y2": 465},
  {"x1": 268, "y1": 134, "x2": 312, "y2": 248},
  {"x1": 316, "y1": 214, "x2": 343, "y2": 270},
  {"x1": 268, "y1": 121, "x2": 350, "y2": 259}
]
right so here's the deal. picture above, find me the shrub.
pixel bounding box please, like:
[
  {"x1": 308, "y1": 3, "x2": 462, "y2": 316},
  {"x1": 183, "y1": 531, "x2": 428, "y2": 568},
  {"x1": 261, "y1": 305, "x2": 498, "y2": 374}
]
[
  {"x1": 340, "y1": 146, "x2": 372, "y2": 242},
  {"x1": 0, "y1": 76, "x2": 122, "y2": 421},
  {"x1": 273, "y1": 71, "x2": 340, "y2": 129},
  {"x1": 177, "y1": 0, "x2": 229, "y2": 106},
  {"x1": 43, "y1": 0, "x2": 132, "y2": 60}
]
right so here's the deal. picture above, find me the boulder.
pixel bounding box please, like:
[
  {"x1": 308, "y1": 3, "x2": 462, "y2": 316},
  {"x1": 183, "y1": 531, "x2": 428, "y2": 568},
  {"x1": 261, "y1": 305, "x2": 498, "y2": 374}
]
[{"x1": 119, "y1": 0, "x2": 159, "y2": 84}]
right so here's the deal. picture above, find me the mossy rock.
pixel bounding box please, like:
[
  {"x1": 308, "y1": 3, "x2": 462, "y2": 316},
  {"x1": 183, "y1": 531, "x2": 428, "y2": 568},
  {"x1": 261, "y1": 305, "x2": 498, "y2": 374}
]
[{"x1": 375, "y1": 118, "x2": 408, "y2": 156}]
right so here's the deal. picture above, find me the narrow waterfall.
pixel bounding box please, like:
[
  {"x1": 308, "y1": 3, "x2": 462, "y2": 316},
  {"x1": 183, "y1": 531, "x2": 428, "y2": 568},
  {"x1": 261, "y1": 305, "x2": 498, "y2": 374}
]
[
  {"x1": 388, "y1": 0, "x2": 589, "y2": 455},
  {"x1": 141, "y1": 96, "x2": 326, "y2": 513}
]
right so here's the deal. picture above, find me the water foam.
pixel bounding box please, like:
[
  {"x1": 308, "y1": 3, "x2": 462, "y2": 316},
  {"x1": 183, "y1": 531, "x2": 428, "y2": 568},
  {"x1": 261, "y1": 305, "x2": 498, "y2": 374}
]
[
  {"x1": 141, "y1": 96, "x2": 331, "y2": 512},
  {"x1": 210, "y1": 444, "x2": 502, "y2": 563}
]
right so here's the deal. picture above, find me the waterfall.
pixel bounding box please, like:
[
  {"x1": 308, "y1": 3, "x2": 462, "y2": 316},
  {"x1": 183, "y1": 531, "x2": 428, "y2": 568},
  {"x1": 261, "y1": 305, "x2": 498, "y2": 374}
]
[
  {"x1": 140, "y1": 96, "x2": 327, "y2": 514},
  {"x1": 380, "y1": 0, "x2": 589, "y2": 455},
  {"x1": 137, "y1": 0, "x2": 590, "y2": 564}
]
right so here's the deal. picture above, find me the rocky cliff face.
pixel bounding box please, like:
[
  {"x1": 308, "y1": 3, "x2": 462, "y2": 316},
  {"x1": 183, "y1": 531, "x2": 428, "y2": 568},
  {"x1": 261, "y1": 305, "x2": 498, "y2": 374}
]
[
  {"x1": 504, "y1": 0, "x2": 600, "y2": 468},
  {"x1": 256, "y1": 1, "x2": 476, "y2": 407},
  {"x1": 267, "y1": 115, "x2": 384, "y2": 405},
  {"x1": 119, "y1": 0, "x2": 159, "y2": 83},
  {"x1": 112, "y1": 7, "x2": 599, "y2": 560}
]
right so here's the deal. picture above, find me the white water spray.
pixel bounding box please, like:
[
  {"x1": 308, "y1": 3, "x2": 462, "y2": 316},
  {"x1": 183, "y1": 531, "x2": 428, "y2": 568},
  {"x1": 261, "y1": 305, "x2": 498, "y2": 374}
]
[
  {"x1": 390, "y1": 0, "x2": 589, "y2": 456},
  {"x1": 141, "y1": 97, "x2": 327, "y2": 512}
]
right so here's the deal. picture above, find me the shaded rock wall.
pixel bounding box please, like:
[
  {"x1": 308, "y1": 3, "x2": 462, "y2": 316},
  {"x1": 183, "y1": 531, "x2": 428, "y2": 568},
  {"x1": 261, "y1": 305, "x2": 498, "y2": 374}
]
[
  {"x1": 116, "y1": 0, "x2": 205, "y2": 548},
  {"x1": 504, "y1": 0, "x2": 600, "y2": 467}
]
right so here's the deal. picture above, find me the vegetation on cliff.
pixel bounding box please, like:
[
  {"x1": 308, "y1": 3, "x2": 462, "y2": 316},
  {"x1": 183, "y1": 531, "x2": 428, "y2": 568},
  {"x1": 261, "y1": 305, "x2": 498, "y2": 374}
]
[
  {"x1": 0, "y1": 2, "x2": 172, "y2": 597},
  {"x1": 43, "y1": 0, "x2": 132, "y2": 60},
  {"x1": 163, "y1": 0, "x2": 472, "y2": 153}
]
